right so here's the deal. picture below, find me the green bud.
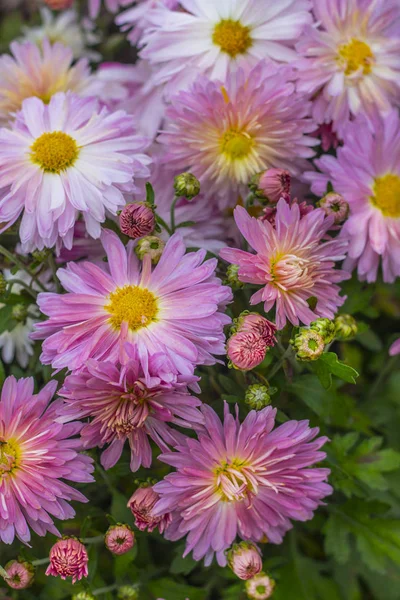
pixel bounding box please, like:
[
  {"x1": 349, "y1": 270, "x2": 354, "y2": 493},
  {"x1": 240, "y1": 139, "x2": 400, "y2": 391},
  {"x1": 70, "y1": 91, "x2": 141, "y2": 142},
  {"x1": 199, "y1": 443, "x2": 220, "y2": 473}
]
[
  {"x1": 310, "y1": 317, "x2": 336, "y2": 344},
  {"x1": 224, "y1": 264, "x2": 244, "y2": 290},
  {"x1": 135, "y1": 236, "x2": 165, "y2": 265},
  {"x1": 245, "y1": 383, "x2": 272, "y2": 410},
  {"x1": 72, "y1": 593, "x2": 95, "y2": 600},
  {"x1": 118, "y1": 586, "x2": 139, "y2": 600},
  {"x1": 32, "y1": 249, "x2": 51, "y2": 263},
  {"x1": 0, "y1": 272, "x2": 7, "y2": 296},
  {"x1": 173, "y1": 172, "x2": 201, "y2": 200},
  {"x1": 291, "y1": 328, "x2": 325, "y2": 361},
  {"x1": 245, "y1": 571, "x2": 275, "y2": 599},
  {"x1": 12, "y1": 303, "x2": 28, "y2": 322},
  {"x1": 334, "y1": 314, "x2": 358, "y2": 340}
]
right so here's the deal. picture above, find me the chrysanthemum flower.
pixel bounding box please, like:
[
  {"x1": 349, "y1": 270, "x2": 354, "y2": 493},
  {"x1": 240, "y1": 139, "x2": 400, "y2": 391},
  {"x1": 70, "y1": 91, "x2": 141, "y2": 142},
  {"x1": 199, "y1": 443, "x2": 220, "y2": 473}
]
[
  {"x1": 296, "y1": 0, "x2": 400, "y2": 134},
  {"x1": 0, "y1": 92, "x2": 150, "y2": 251},
  {"x1": 140, "y1": 0, "x2": 313, "y2": 95},
  {"x1": 46, "y1": 537, "x2": 88, "y2": 584},
  {"x1": 307, "y1": 110, "x2": 400, "y2": 283},
  {"x1": 0, "y1": 376, "x2": 94, "y2": 544},
  {"x1": 153, "y1": 402, "x2": 331, "y2": 565},
  {"x1": 33, "y1": 229, "x2": 231, "y2": 374},
  {"x1": 220, "y1": 201, "x2": 349, "y2": 329},
  {"x1": 128, "y1": 485, "x2": 172, "y2": 533},
  {"x1": 116, "y1": 0, "x2": 179, "y2": 46},
  {"x1": 159, "y1": 61, "x2": 316, "y2": 206},
  {"x1": 58, "y1": 355, "x2": 203, "y2": 471},
  {"x1": 0, "y1": 39, "x2": 113, "y2": 124}
]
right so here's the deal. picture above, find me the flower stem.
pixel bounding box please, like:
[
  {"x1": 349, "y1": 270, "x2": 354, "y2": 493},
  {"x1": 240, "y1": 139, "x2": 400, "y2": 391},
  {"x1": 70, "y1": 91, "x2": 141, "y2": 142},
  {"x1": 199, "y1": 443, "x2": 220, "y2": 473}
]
[
  {"x1": 170, "y1": 195, "x2": 179, "y2": 233},
  {"x1": 48, "y1": 253, "x2": 62, "y2": 293},
  {"x1": 0, "y1": 245, "x2": 47, "y2": 292},
  {"x1": 93, "y1": 584, "x2": 119, "y2": 596}
]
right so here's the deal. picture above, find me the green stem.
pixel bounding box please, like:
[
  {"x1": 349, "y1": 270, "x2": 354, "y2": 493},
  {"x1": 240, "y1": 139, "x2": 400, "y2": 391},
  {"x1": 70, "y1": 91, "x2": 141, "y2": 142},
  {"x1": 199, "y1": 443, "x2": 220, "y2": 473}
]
[
  {"x1": 48, "y1": 253, "x2": 62, "y2": 293},
  {"x1": 32, "y1": 557, "x2": 50, "y2": 566},
  {"x1": 93, "y1": 584, "x2": 119, "y2": 596},
  {"x1": 0, "y1": 245, "x2": 46, "y2": 292},
  {"x1": 268, "y1": 346, "x2": 293, "y2": 380},
  {"x1": 155, "y1": 214, "x2": 172, "y2": 236},
  {"x1": 170, "y1": 195, "x2": 179, "y2": 233},
  {"x1": 7, "y1": 279, "x2": 37, "y2": 300},
  {"x1": 81, "y1": 535, "x2": 104, "y2": 545}
]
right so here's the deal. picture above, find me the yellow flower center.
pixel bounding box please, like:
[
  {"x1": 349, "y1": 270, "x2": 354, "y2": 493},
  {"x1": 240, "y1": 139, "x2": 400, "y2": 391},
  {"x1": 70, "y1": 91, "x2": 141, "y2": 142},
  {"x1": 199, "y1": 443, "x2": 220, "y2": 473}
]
[
  {"x1": 105, "y1": 285, "x2": 159, "y2": 332},
  {"x1": 370, "y1": 174, "x2": 400, "y2": 218},
  {"x1": 214, "y1": 458, "x2": 255, "y2": 502},
  {"x1": 221, "y1": 129, "x2": 254, "y2": 160},
  {"x1": 337, "y1": 38, "x2": 374, "y2": 76},
  {"x1": 212, "y1": 19, "x2": 252, "y2": 57},
  {"x1": 0, "y1": 439, "x2": 20, "y2": 478},
  {"x1": 30, "y1": 131, "x2": 79, "y2": 173}
]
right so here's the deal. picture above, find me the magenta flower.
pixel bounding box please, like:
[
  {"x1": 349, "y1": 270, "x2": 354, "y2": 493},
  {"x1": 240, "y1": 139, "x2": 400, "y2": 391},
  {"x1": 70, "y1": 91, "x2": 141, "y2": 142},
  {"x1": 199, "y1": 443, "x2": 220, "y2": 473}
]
[
  {"x1": 33, "y1": 229, "x2": 231, "y2": 375},
  {"x1": 220, "y1": 201, "x2": 349, "y2": 329},
  {"x1": 0, "y1": 376, "x2": 93, "y2": 545},
  {"x1": 105, "y1": 524, "x2": 135, "y2": 555},
  {"x1": 46, "y1": 538, "x2": 88, "y2": 584},
  {"x1": 58, "y1": 355, "x2": 203, "y2": 471},
  {"x1": 153, "y1": 402, "x2": 332, "y2": 566},
  {"x1": 128, "y1": 485, "x2": 172, "y2": 534},
  {"x1": 307, "y1": 110, "x2": 400, "y2": 283}
]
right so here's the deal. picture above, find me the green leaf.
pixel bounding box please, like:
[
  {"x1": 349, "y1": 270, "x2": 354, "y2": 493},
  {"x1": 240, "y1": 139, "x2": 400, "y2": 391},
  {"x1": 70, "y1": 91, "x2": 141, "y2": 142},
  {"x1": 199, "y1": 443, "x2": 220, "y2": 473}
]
[
  {"x1": 273, "y1": 557, "x2": 342, "y2": 600},
  {"x1": 0, "y1": 305, "x2": 17, "y2": 333},
  {"x1": 147, "y1": 577, "x2": 206, "y2": 600},
  {"x1": 146, "y1": 182, "x2": 155, "y2": 205},
  {"x1": 324, "y1": 500, "x2": 400, "y2": 573},
  {"x1": 170, "y1": 546, "x2": 197, "y2": 575},
  {"x1": 176, "y1": 220, "x2": 196, "y2": 229},
  {"x1": 311, "y1": 352, "x2": 359, "y2": 389}
]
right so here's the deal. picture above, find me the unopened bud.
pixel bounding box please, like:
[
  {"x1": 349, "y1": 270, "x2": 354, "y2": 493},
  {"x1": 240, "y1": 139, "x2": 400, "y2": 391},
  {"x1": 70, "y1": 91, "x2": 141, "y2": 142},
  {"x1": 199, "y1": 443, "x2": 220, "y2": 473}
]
[
  {"x1": 245, "y1": 572, "x2": 275, "y2": 599},
  {"x1": 118, "y1": 586, "x2": 139, "y2": 600},
  {"x1": 119, "y1": 202, "x2": 155, "y2": 239},
  {"x1": 235, "y1": 312, "x2": 277, "y2": 347},
  {"x1": 72, "y1": 593, "x2": 95, "y2": 600},
  {"x1": 32, "y1": 248, "x2": 51, "y2": 263},
  {"x1": 291, "y1": 328, "x2": 325, "y2": 361},
  {"x1": 135, "y1": 236, "x2": 165, "y2": 265},
  {"x1": 173, "y1": 172, "x2": 200, "y2": 200},
  {"x1": 105, "y1": 524, "x2": 135, "y2": 555},
  {"x1": 318, "y1": 192, "x2": 349, "y2": 224},
  {"x1": 227, "y1": 331, "x2": 268, "y2": 371},
  {"x1": 334, "y1": 314, "x2": 357, "y2": 340},
  {"x1": 128, "y1": 485, "x2": 171, "y2": 533},
  {"x1": 310, "y1": 317, "x2": 336, "y2": 344},
  {"x1": 224, "y1": 264, "x2": 244, "y2": 290},
  {"x1": 12, "y1": 303, "x2": 28, "y2": 322},
  {"x1": 46, "y1": 537, "x2": 88, "y2": 584},
  {"x1": 245, "y1": 384, "x2": 274, "y2": 410},
  {"x1": 4, "y1": 560, "x2": 34, "y2": 590},
  {"x1": 249, "y1": 168, "x2": 291, "y2": 203},
  {"x1": 227, "y1": 542, "x2": 262, "y2": 581}
]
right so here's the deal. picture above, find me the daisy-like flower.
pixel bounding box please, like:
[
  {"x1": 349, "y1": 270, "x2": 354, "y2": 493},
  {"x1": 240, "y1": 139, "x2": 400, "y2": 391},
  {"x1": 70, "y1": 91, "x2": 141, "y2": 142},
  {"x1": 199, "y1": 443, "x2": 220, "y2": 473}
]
[
  {"x1": 21, "y1": 8, "x2": 101, "y2": 61},
  {"x1": 296, "y1": 0, "x2": 400, "y2": 134},
  {"x1": 0, "y1": 376, "x2": 94, "y2": 544},
  {"x1": 140, "y1": 0, "x2": 313, "y2": 95},
  {"x1": 0, "y1": 93, "x2": 151, "y2": 252},
  {"x1": 153, "y1": 402, "x2": 331, "y2": 565},
  {"x1": 33, "y1": 229, "x2": 232, "y2": 374},
  {"x1": 159, "y1": 61, "x2": 316, "y2": 206},
  {"x1": 220, "y1": 201, "x2": 349, "y2": 329},
  {"x1": 116, "y1": 0, "x2": 179, "y2": 46},
  {"x1": 0, "y1": 39, "x2": 112, "y2": 124},
  {"x1": 307, "y1": 110, "x2": 400, "y2": 283},
  {"x1": 58, "y1": 355, "x2": 203, "y2": 471}
]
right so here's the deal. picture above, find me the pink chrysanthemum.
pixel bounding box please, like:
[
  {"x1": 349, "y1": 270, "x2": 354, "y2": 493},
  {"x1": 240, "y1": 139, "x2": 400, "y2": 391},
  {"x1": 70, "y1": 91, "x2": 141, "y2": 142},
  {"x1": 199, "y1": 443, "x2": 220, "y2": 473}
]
[
  {"x1": 139, "y1": 0, "x2": 312, "y2": 96},
  {"x1": 296, "y1": 0, "x2": 400, "y2": 134},
  {"x1": 307, "y1": 110, "x2": 400, "y2": 283},
  {"x1": 33, "y1": 229, "x2": 231, "y2": 375},
  {"x1": 46, "y1": 537, "x2": 88, "y2": 584},
  {"x1": 159, "y1": 61, "x2": 316, "y2": 206},
  {"x1": 220, "y1": 202, "x2": 349, "y2": 329},
  {"x1": 153, "y1": 402, "x2": 331, "y2": 565},
  {"x1": 0, "y1": 92, "x2": 150, "y2": 252},
  {"x1": 0, "y1": 376, "x2": 94, "y2": 545},
  {"x1": 58, "y1": 355, "x2": 203, "y2": 471},
  {"x1": 0, "y1": 39, "x2": 124, "y2": 125}
]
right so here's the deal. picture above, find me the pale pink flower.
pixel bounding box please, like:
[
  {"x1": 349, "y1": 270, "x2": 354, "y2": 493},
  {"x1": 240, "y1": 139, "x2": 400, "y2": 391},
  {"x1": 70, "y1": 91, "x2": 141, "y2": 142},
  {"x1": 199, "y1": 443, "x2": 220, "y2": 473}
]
[
  {"x1": 128, "y1": 485, "x2": 172, "y2": 533},
  {"x1": 116, "y1": 0, "x2": 179, "y2": 46},
  {"x1": 220, "y1": 201, "x2": 349, "y2": 329},
  {"x1": 46, "y1": 538, "x2": 88, "y2": 584},
  {"x1": 105, "y1": 524, "x2": 135, "y2": 555}
]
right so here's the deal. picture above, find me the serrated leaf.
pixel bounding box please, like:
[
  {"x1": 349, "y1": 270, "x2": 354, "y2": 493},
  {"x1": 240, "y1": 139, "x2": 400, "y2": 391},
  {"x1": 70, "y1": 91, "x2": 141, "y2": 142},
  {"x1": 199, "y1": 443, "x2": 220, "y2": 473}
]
[{"x1": 311, "y1": 352, "x2": 359, "y2": 389}]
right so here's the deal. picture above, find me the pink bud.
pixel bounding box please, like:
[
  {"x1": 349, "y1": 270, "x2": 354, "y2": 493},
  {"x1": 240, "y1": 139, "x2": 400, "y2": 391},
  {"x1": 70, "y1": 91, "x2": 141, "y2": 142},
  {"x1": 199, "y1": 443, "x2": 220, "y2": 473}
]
[
  {"x1": 237, "y1": 313, "x2": 277, "y2": 347},
  {"x1": 45, "y1": 538, "x2": 88, "y2": 584},
  {"x1": 119, "y1": 203, "x2": 155, "y2": 239},
  {"x1": 257, "y1": 168, "x2": 291, "y2": 203},
  {"x1": 128, "y1": 485, "x2": 171, "y2": 533},
  {"x1": 318, "y1": 192, "x2": 349, "y2": 225},
  {"x1": 227, "y1": 542, "x2": 263, "y2": 581},
  {"x1": 4, "y1": 560, "x2": 34, "y2": 590},
  {"x1": 105, "y1": 524, "x2": 135, "y2": 555},
  {"x1": 227, "y1": 330, "x2": 267, "y2": 371},
  {"x1": 43, "y1": 0, "x2": 74, "y2": 9}
]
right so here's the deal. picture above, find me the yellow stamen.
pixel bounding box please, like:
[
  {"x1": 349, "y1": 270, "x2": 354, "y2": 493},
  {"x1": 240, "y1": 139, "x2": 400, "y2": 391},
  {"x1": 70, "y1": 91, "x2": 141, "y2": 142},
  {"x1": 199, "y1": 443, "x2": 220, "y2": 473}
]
[
  {"x1": 212, "y1": 19, "x2": 252, "y2": 58},
  {"x1": 337, "y1": 38, "x2": 374, "y2": 76},
  {"x1": 0, "y1": 439, "x2": 20, "y2": 478},
  {"x1": 105, "y1": 285, "x2": 159, "y2": 331},
  {"x1": 30, "y1": 131, "x2": 79, "y2": 173},
  {"x1": 220, "y1": 129, "x2": 253, "y2": 160},
  {"x1": 370, "y1": 174, "x2": 400, "y2": 218}
]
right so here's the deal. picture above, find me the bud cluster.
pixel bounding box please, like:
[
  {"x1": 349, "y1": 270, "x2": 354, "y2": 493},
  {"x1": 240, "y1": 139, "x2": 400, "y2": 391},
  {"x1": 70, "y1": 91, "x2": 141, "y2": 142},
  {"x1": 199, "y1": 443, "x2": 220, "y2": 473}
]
[{"x1": 227, "y1": 312, "x2": 277, "y2": 371}]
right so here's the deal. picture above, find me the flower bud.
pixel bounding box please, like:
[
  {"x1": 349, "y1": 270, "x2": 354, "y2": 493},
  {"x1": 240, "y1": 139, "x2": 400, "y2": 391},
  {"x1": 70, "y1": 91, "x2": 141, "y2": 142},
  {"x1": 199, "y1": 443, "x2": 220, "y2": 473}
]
[
  {"x1": 43, "y1": 0, "x2": 74, "y2": 9},
  {"x1": 118, "y1": 585, "x2": 139, "y2": 599},
  {"x1": 310, "y1": 317, "x2": 336, "y2": 344},
  {"x1": 227, "y1": 542, "x2": 262, "y2": 580},
  {"x1": 12, "y1": 303, "x2": 28, "y2": 322},
  {"x1": 46, "y1": 537, "x2": 89, "y2": 584},
  {"x1": 236, "y1": 312, "x2": 277, "y2": 347},
  {"x1": 4, "y1": 560, "x2": 34, "y2": 589},
  {"x1": 0, "y1": 272, "x2": 7, "y2": 296},
  {"x1": 291, "y1": 328, "x2": 325, "y2": 361},
  {"x1": 105, "y1": 524, "x2": 135, "y2": 555},
  {"x1": 245, "y1": 572, "x2": 275, "y2": 599},
  {"x1": 119, "y1": 202, "x2": 155, "y2": 239},
  {"x1": 224, "y1": 264, "x2": 244, "y2": 290},
  {"x1": 334, "y1": 314, "x2": 358, "y2": 340},
  {"x1": 245, "y1": 384, "x2": 273, "y2": 410},
  {"x1": 174, "y1": 172, "x2": 200, "y2": 200},
  {"x1": 318, "y1": 192, "x2": 349, "y2": 225},
  {"x1": 250, "y1": 168, "x2": 291, "y2": 203},
  {"x1": 135, "y1": 236, "x2": 165, "y2": 264},
  {"x1": 128, "y1": 485, "x2": 171, "y2": 534},
  {"x1": 32, "y1": 248, "x2": 51, "y2": 263},
  {"x1": 72, "y1": 593, "x2": 95, "y2": 600},
  {"x1": 227, "y1": 330, "x2": 268, "y2": 371}
]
